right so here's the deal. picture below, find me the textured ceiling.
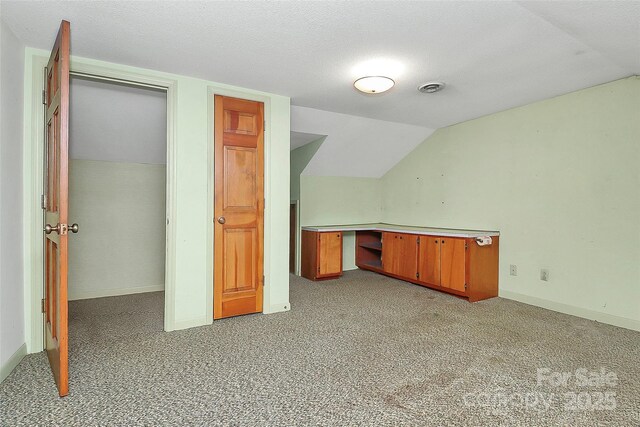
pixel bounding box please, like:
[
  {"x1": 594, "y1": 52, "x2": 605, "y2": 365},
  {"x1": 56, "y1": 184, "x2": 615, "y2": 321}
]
[
  {"x1": 70, "y1": 77, "x2": 167, "y2": 164},
  {"x1": 2, "y1": 1, "x2": 638, "y2": 130}
]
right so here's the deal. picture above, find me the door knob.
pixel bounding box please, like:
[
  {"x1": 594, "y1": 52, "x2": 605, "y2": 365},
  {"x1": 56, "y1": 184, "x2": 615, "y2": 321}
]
[
  {"x1": 44, "y1": 224, "x2": 59, "y2": 234},
  {"x1": 70, "y1": 223, "x2": 79, "y2": 233},
  {"x1": 217, "y1": 216, "x2": 226, "y2": 224}
]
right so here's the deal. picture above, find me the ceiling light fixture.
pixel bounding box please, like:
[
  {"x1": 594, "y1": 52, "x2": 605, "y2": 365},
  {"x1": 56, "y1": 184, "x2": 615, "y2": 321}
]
[
  {"x1": 418, "y1": 82, "x2": 445, "y2": 93},
  {"x1": 354, "y1": 76, "x2": 395, "y2": 94}
]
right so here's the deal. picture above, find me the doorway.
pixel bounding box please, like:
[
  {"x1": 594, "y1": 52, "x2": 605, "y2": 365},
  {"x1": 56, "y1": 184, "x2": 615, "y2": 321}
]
[{"x1": 67, "y1": 76, "x2": 167, "y2": 308}]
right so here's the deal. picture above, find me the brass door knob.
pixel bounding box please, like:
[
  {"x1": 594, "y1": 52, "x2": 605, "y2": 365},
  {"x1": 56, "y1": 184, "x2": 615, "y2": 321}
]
[{"x1": 217, "y1": 216, "x2": 226, "y2": 224}]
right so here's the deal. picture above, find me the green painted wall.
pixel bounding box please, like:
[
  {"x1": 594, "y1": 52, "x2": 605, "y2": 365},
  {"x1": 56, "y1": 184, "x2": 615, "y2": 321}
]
[
  {"x1": 381, "y1": 77, "x2": 640, "y2": 329},
  {"x1": 300, "y1": 176, "x2": 381, "y2": 270},
  {"x1": 290, "y1": 137, "x2": 325, "y2": 201},
  {"x1": 69, "y1": 160, "x2": 166, "y2": 300}
]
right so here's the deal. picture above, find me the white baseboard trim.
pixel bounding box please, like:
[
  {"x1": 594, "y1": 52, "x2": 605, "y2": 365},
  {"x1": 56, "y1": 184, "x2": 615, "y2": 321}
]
[
  {"x1": 1, "y1": 343, "x2": 27, "y2": 384},
  {"x1": 69, "y1": 284, "x2": 165, "y2": 301},
  {"x1": 264, "y1": 302, "x2": 291, "y2": 314},
  {"x1": 500, "y1": 290, "x2": 640, "y2": 332},
  {"x1": 171, "y1": 316, "x2": 209, "y2": 331}
]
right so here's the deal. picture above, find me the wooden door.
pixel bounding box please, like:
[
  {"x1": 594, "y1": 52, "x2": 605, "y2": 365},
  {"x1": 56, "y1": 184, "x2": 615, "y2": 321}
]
[
  {"x1": 43, "y1": 20, "x2": 71, "y2": 397},
  {"x1": 214, "y1": 96, "x2": 264, "y2": 319},
  {"x1": 317, "y1": 232, "x2": 342, "y2": 277},
  {"x1": 418, "y1": 236, "x2": 441, "y2": 285},
  {"x1": 441, "y1": 238, "x2": 466, "y2": 292}
]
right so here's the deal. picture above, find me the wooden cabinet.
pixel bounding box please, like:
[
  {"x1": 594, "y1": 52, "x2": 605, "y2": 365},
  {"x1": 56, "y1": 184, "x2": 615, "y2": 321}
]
[
  {"x1": 382, "y1": 232, "x2": 418, "y2": 279},
  {"x1": 301, "y1": 230, "x2": 343, "y2": 280},
  {"x1": 357, "y1": 230, "x2": 499, "y2": 302},
  {"x1": 418, "y1": 237, "x2": 466, "y2": 292}
]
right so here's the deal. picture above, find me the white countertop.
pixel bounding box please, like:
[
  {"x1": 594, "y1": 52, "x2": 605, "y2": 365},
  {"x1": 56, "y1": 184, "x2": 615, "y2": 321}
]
[{"x1": 301, "y1": 223, "x2": 499, "y2": 238}]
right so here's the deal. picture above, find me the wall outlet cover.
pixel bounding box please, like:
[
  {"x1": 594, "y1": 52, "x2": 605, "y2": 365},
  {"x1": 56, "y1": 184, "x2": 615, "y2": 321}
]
[{"x1": 510, "y1": 264, "x2": 517, "y2": 276}]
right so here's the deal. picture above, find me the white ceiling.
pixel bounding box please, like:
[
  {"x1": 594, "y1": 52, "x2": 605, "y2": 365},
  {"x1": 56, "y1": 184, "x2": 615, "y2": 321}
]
[
  {"x1": 2, "y1": 1, "x2": 638, "y2": 130},
  {"x1": 69, "y1": 77, "x2": 167, "y2": 164},
  {"x1": 290, "y1": 131, "x2": 325, "y2": 151},
  {"x1": 292, "y1": 106, "x2": 434, "y2": 178}
]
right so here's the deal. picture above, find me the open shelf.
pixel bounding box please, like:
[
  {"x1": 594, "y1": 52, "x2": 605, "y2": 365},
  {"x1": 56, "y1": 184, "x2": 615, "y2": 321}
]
[
  {"x1": 360, "y1": 260, "x2": 383, "y2": 270},
  {"x1": 356, "y1": 230, "x2": 383, "y2": 272},
  {"x1": 358, "y1": 242, "x2": 382, "y2": 251}
]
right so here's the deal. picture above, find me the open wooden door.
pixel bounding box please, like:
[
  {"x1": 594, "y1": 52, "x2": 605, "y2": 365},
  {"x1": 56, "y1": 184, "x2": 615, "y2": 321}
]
[
  {"x1": 43, "y1": 20, "x2": 74, "y2": 397},
  {"x1": 213, "y1": 96, "x2": 264, "y2": 319}
]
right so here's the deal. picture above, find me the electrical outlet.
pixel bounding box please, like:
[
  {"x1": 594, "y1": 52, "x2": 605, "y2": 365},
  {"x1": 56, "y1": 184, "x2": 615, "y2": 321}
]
[
  {"x1": 540, "y1": 269, "x2": 549, "y2": 281},
  {"x1": 510, "y1": 264, "x2": 517, "y2": 276}
]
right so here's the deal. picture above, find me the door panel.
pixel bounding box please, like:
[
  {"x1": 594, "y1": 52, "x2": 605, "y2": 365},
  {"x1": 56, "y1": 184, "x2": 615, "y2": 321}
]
[
  {"x1": 224, "y1": 146, "x2": 256, "y2": 209},
  {"x1": 381, "y1": 232, "x2": 396, "y2": 274},
  {"x1": 441, "y1": 238, "x2": 466, "y2": 292},
  {"x1": 214, "y1": 96, "x2": 264, "y2": 319},
  {"x1": 223, "y1": 228, "x2": 257, "y2": 292},
  {"x1": 382, "y1": 232, "x2": 418, "y2": 278},
  {"x1": 419, "y1": 236, "x2": 441, "y2": 285},
  {"x1": 43, "y1": 20, "x2": 70, "y2": 397},
  {"x1": 395, "y1": 234, "x2": 418, "y2": 279},
  {"x1": 318, "y1": 232, "x2": 342, "y2": 276}
]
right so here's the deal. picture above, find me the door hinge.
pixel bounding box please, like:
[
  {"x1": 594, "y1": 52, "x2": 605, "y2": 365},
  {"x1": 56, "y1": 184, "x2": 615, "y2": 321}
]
[
  {"x1": 416, "y1": 272, "x2": 420, "y2": 279},
  {"x1": 264, "y1": 120, "x2": 266, "y2": 132},
  {"x1": 41, "y1": 194, "x2": 47, "y2": 210},
  {"x1": 464, "y1": 283, "x2": 468, "y2": 290},
  {"x1": 465, "y1": 241, "x2": 468, "y2": 250},
  {"x1": 42, "y1": 89, "x2": 46, "y2": 105},
  {"x1": 262, "y1": 275, "x2": 265, "y2": 286},
  {"x1": 41, "y1": 298, "x2": 45, "y2": 313}
]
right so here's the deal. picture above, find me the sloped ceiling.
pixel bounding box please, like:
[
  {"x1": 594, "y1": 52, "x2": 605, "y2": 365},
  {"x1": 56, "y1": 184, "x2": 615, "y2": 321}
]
[
  {"x1": 2, "y1": 1, "x2": 638, "y2": 130},
  {"x1": 291, "y1": 106, "x2": 434, "y2": 178},
  {"x1": 2, "y1": 1, "x2": 638, "y2": 175}
]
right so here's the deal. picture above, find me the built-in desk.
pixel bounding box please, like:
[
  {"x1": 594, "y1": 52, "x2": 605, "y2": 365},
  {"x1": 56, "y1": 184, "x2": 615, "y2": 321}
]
[{"x1": 301, "y1": 223, "x2": 500, "y2": 302}]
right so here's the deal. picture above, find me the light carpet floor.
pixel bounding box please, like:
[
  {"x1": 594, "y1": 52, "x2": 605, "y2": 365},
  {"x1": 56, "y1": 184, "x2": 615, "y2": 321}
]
[{"x1": 1, "y1": 270, "x2": 639, "y2": 426}]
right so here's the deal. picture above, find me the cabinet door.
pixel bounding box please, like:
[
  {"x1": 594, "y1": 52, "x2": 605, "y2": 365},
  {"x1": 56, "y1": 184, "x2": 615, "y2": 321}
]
[
  {"x1": 318, "y1": 232, "x2": 342, "y2": 277},
  {"x1": 440, "y1": 237, "x2": 466, "y2": 292},
  {"x1": 381, "y1": 232, "x2": 396, "y2": 274},
  {"x1": 382, "y1": 232, "x2": 418, "y2": 278},
  {"x1": 418, "y1": 236, "x2": 441, "y2": 285},
  {"x1": 395, "y1": 234, "x2": 418, "y2": 279}
]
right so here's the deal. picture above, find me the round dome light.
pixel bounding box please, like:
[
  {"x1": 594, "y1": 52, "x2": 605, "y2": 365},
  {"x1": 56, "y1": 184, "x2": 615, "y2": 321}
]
[{"x1": 354, "y1": 76, "x2": 395, "y2": 94}]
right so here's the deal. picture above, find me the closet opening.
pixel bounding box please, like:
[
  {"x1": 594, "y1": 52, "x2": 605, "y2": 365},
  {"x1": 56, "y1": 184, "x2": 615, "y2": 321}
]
[{"x1": 67, "y1": 75, "x2": 167, "y2": 337}]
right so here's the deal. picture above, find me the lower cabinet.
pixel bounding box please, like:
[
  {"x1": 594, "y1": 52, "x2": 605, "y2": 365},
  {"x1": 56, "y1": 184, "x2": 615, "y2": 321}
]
[
  {"x1": 301, "y1": 230, "x2": 343, "y2": 280},
  {"x1": 359, "y1": 231, "x2": 499, "y2": 302},
  {"x1": 382, "y1": 232, "x2": 419, "y2": 279},
  {"x1": 418, "y1": 236, "x2": 466, "y2": 293}
]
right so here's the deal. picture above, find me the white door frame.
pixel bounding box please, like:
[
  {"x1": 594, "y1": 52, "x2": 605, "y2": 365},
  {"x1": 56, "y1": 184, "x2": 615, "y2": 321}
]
[{"x1": 25, "y1": 57, "x2": 178, "y2": 351}]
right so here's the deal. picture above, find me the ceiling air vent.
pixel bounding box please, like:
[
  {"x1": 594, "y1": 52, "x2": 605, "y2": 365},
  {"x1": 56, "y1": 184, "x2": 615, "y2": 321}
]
[{"x1": 418, "y1": 82, "x2": 445, "y2": 93}]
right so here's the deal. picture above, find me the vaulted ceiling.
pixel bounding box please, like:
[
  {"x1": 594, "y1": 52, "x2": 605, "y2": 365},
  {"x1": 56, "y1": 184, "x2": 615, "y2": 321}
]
[
  {"x1": 2, "y1": 1, "x2": 638, "y2": 175},
  {"x1": 3, "y1": 1, "x2": 638, "y2": 130}
]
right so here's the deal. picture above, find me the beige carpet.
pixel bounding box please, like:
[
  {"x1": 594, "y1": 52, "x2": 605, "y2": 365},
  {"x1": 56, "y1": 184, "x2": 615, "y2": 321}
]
[{"x1": 1, "y1": 270, "x2": 639, "y2": 426}]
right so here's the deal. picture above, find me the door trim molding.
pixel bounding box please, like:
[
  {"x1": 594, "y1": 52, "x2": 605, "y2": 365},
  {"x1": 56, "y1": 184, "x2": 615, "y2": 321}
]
[
  {"x1": 24, "y1": 55, "x2": 178, "y2": 352},
  {"x1": 207, "y1": 87, "x2": 272, "y2": 322}
]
